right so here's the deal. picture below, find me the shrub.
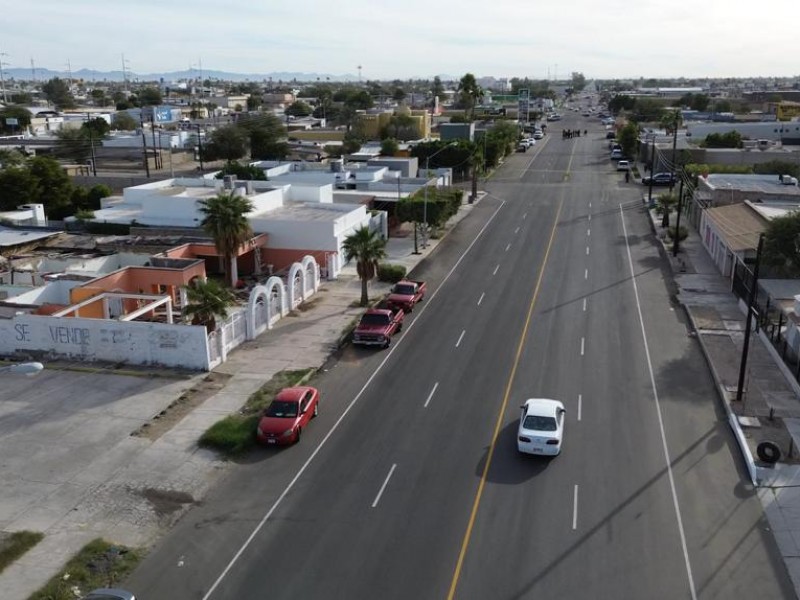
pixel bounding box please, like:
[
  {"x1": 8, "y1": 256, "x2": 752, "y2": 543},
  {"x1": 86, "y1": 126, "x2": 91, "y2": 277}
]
[
  {"x1": 378, "y1": 263, "x2": 407, "y2": 283},
  {"x1": 667, "y1": 225, "x2": 688, "y2": 241},
  {"x1": 199, "y1": 414, "x2": 259, "y2": 454},
  {"x1": 0, "y1": 530, "x2": 43, "y2": 574}
]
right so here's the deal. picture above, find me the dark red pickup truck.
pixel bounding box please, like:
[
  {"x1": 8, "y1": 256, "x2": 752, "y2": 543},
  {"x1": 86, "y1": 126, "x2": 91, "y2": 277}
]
[
  {"x1": 353, "y1": 308, "x2": 404, "y2": 348},
  {"x1": 386, "y1": 280, "x2": 426, "y2": 312}
]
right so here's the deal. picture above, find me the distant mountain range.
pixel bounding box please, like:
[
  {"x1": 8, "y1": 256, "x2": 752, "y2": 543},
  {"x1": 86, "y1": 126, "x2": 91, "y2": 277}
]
[{"x1": 3, "y1": 67, "x2": 365, "y2": 83}]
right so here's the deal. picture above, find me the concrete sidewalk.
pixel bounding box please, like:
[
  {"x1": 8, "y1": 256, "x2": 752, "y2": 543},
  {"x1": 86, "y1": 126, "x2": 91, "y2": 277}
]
[
  {"x1": 0, "y1": 192, "x2": 483, "y2": 600},
  {"x1": 649, "y1": 207, "x2": 800, "y2": 594}
]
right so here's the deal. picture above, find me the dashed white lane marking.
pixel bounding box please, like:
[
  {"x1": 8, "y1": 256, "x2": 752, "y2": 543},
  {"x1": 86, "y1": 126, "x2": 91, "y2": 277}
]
[
  {"x1": 505, "y1": 243, "x2": 511, "y2": 252},
  {"x1": 523, "y1": 213, "x2": 527, "y2": 219},
  {"x1": 572, "y1": 485, "x2": 579, "y2": 530},
  {"x1": 580, "y1": 337, "x2": 585, "y2": 356},
  {"x1": 372, "y1": 464, "x2": 397, "y2": 508},
  {"x1": 583, "y1": 298, "x2": 587, "y2": 312},
  {"x1": 589, "y1": 202, "x2": 592, "y2": 208},
  {"x1": 586, "y1": 246, "x2": 590, "y2": 256},
  {"x1": 493, "y1": 265, "x2": 500, "y2": 275},
  {"x1": 514, "y1": 227, "x2": 520, "y2": 234},
  {"x1": 456, "y1": 330, "x2": 466, "y2": 347},
  {"x1": 588, "y1": 214, "x2": 591, "y2": 222},
  {"x1": 578, "y1": 394, "x2": 582, "y2": 421},
  {"x1": 587, "y1": 228, "x2": 591, "y2": 237},
  {"x1": 424, "y1": 382, "x2": 439, "y2": 408},
  {"x1": 477, "y1": 292, "x2": 485, "y2": 306},
  {"x1": 584, "y1": 269, "x2": 588, "y2": 280}
]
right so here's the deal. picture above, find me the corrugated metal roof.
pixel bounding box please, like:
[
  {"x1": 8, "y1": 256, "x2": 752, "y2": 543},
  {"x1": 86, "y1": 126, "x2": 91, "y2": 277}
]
[
  {"x1": 0, "y1": 227, "x2": 61, "y2": 248},
  {"x1": 704, "y1": 203, "x2": 768, "y2": 251}
]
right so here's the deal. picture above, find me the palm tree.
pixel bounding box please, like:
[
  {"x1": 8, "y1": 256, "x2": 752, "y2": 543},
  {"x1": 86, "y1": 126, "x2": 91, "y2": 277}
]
[
  {"x1": 182, "y1": 278, "x2": 236, "y2": 332},
  {"x1": 198, "y1": 192, "x2": 254, "y2": 287},
  {"x1": 458, "y1": 73, "x2": 484, "y2": 121},
  {"x1": 342, "y1": 226, "x2": 387, "y2": 306}
]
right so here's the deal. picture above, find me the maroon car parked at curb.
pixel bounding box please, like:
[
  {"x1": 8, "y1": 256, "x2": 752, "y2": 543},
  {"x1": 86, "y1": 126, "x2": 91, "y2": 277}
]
[
  {"x1": 257, "y1": 386, "x2": 319, "y2": 445},
  {"x1": 386, "y1": 280, "x2": 426, "y2": 312}
]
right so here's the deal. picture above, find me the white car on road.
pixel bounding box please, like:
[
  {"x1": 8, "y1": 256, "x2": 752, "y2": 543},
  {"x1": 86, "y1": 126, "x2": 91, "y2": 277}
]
[{"x1": 517, "y1": 398, "x2": 565, "y2": 456}]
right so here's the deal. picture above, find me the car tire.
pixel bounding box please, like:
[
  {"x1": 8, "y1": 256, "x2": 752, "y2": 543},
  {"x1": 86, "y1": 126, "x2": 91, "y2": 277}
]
[
  {"x1": 397, "y1": 322, "x2": 403, "y2": 332},
  {"x1": 757, "y1": 440, "x2": 781, "y2": 464},
  {"x1": 295, "y1": 427, "x2": 302, "y2": 444},
  {"x1": 313, "y1": 402, "x2": 318, "y2": 418}
]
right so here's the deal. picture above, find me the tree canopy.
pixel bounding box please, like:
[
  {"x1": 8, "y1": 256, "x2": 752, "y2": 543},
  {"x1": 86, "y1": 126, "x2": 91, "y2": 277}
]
[
  {"x1": 42, "y1": 77, "x2": 76, "y2": 109},
  {"x1": 763, "y1": 212, "x2": 800, "y2": 277},
  {"x1": 199, "y1": 192, "x2": 255, "y2": 287},
  {"x1": 342, "y1": 226, "x2": 387, "y2": 306}
]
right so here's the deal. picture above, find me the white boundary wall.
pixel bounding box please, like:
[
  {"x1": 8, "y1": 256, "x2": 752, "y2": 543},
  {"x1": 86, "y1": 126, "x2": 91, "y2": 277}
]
[{"x1": 1, "y1": 314, "x2": 211, "y2": 370}]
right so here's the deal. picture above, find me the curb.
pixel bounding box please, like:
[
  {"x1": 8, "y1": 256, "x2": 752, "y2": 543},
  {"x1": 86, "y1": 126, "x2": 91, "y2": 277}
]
[{"x1": 683, "y1": 307, "x2": 760, "y2": 485}]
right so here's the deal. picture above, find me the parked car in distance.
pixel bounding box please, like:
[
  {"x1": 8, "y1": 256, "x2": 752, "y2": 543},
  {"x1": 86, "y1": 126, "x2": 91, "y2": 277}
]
[
  {"x1": 81, "y1": 589, "x2": 136, "y2": 600},
  {"x1": 516, "y1": 143, "x2": 528, "y2": 152},
  {"x1": 616, "y1": 160, "x2": 630, "y2": 171},
  {"x1": 257, "y1": 386, "x2": 319, "y2": 445},
  {"x1": 517, "y1": 398, "x2": 566, "y2": 456},
  {"x1": 353, "y1": 307, "x2": 404, "y2": 348},
  {"x1": 386, "y1": 279, "x2": 426, "y2": 312},
  {"x1": 605, "y1": 131, "x2": 616, "y2": 140},
  {"x1": 610, "y1": 149, "x2": 623, "y2": 160},
  {"x1": 642, "y1": 172, "x2": 676, "y2": 186},
  {"x1": 533, "y1": 130, "x2": 544, "y2": 140}
]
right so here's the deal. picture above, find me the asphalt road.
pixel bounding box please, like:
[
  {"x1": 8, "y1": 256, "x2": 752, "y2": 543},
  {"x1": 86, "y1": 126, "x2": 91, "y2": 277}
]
[{"x1": 127, "y1": 115, "x2": 794, "y2": 599}]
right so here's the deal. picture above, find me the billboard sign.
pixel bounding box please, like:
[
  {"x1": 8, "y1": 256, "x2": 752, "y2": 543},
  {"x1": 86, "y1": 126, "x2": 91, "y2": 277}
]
[{"x1": 518, "y1": 89, "x2": 530, "y2": 123}]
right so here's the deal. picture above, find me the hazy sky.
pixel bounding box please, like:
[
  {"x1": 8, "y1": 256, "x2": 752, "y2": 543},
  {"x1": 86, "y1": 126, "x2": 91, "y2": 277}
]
[{"x1": 4, "y1": 0, "x2": 798, "y2": 80}]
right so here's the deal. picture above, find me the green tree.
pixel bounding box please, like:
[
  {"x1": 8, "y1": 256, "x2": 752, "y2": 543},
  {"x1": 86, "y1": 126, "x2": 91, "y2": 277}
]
[
  {"x1": 630, "y1": 98, "x2": 667, "y2": 123},
  {"x1": 608, "y1": 94, "x2": 636, "y2": 115},
  {"x1": 90, "y1": 89, "x2": 109, "y2": 106},
  {"x1": 87, "y1": 184, "x2": 113, "y2": 208},
  {"x1": 0, "y1": 166, "x2": 38, "y2": 210},
  {"x1": 656, "y1": 192, "x2": 678, "y2": 228},
  {"x1": 342, "y1": 130, "x2": 364, "y2": 154},
  {"x1": 10, "y1": 92, "x2": 33, "y2": 104},
  {"x1": 215, "y1": 161, "x2": 268, "y2": 181},
  {"x1": 571, "y1": 72, "x2": 587, "y2": 92},
  {"x1": 285, "y1": 100, "x2": 313, "y2": 117},
  {"x1": 753, "y1": 161, "x2": 800, "y2": 179},
  {"x1": 381, "y1": 138, "x2": 399, "y2": 156},
  {"x1": 342, "y1": 226, "x2": 387, "y2": 306},
  {"x1": 29, "y1": 156, "x2": 75, "y2": 218},
  {"x1": 83, "y1": 117, "x2": 111, "y2": 138},
  {"x1": 763, "y1": 212, "x2": 800, "y2": 276},
  {"x1": 246, "y1": 95, "x2": 262, "y2": 111},
  {"x1": 198, "y1": 192, "x2": 254, "y2": 287},
  {"x1": 431, "y1": 76, "x2": 444, "y2": 105},
  {"x1": 703, "y1": 131, "x2": 743, "y2": 148},
  {"x1": 0, "y1": 106, "x2": 32, "y2": 134},
  {"x1": 42, "y1": 77, "x2": 76, "y2": 109},
  {"x1": 618, "y1": 122, "x2": 639, "y2": 158},
  {"x1": 0, "y1": 148, "x2": 27, "y2": 167},
  {"x1": 205, "y1": 125, "x2": 249, "y2": 161},
  {"x1": 182, "y1": 278, "x2": 236, "y2": 332},
  {"x1": 392, "y1": 87, "x2": 406, "y2": 103},
  {"x1": 457, "y1": 73, "x2": 483, "y2": 121},
  {"x1": 137, "y1": 87, "x2": 163, "y2": 106},
  {"x1": 55, "y1": 128, "x2": 93, "y2": 163},
  {"x1": 382, "y1": 113, "x2": 416, "y2": 141},
  {"x1": 249, "y1": 128, "x2": 289, "y2": 160},
  {"x1": 112, "y1": 112, "x2": 138, "y2": 131}
]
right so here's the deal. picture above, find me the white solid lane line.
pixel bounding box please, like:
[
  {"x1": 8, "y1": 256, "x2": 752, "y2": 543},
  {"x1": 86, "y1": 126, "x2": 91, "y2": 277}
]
[
  {"x1": 477, "y1": 292, "x2": 485, "y2": 306},
  {"x1": 372, "y1": 464, "x2": 397, "y2": 508},
  {"x1": 572, "y1": 484, "x2": 579, "y2": 530},
  {"x1": 200, "y1": 201, "x2": 508, "y2": 600},
  {"x1": 424, "y1": 382, "x2": 439, "y2": 408},
  {"x1": 580, "y1": 337, "x2": 585, "y2": 356},
  {"x1": 505, "y1": 243, "x2": 511, "y2": 252},
  {"x1": 456, "y1": 330, "x2": 466, "y2": 348},
  {"x1": 619, "y1": 203, "x2": 698, "y2": 599},
  {"x1": 493, "y1": 264, "x2": 500, "y2": 275},
  {"x1": 578, "y1": 394, "x2": 582, "y2": 421}
]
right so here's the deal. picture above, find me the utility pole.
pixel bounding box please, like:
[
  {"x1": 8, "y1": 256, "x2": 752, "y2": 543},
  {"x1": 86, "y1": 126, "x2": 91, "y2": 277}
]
[
  {"x1": 150, "y1": 114, "x2": 159, "y2": 169},
  {"x1": 672, "y1": 175, "x2": 684, "y2": 257},
  {"x1": 30, "y1": 58, "x2": 36, "y2": 83},
  {"x1": 86, "y1": 112, "x2": 97, "y2": 176},
  {"x1": 140, "y1": 115, "x2": 150, "y2": 178},
  {"x1": 735, "y1": 233, "x2": 766, "y2": 403},
  {"x1": 669, "y1": 112, "x2": 679, "y2": 194},
  {"x1": 0, "y1": 51, "x2": 8, "y2": 103},
  {"x1": 647, "y1": 140, "x2": 656, "y2": 208},
  {"x1": 196, "y1": 124, "x2": 204, "y2": 174}
]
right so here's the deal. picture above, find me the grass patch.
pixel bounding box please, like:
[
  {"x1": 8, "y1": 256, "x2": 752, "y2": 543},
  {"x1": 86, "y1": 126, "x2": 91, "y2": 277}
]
[
  {"x1": 28, "y1": 538, "x2": 141, "y2": 600},
  {"x1": 0, "y1": 531, "x2": 43, "y2": 574},
  {"x1": 199, "y1": 368, "x2": 315, "y2": 456}
]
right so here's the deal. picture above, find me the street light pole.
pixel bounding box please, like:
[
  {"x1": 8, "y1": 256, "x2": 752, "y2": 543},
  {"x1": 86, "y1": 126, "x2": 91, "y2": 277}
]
[
  {"x1": 422, "y1": 141, "x2": 455, "y2": 249},
  {"x1": 735, "y1": 233, "x2": 766, "y2": 403}
]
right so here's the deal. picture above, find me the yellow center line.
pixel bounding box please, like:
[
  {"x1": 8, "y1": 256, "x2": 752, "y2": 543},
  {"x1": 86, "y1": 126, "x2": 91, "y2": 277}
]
[{"x1": 445, "y1": 195, "x2": 564, "y2": 600}]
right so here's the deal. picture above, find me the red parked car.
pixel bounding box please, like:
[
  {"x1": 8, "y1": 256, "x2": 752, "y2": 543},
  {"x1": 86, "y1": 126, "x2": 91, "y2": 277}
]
[{"x1": 257, "y1": 386, "x2": 319, "y2": 445}]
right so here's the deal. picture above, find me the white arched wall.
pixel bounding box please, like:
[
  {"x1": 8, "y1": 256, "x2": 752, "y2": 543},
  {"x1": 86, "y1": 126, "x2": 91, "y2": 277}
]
[
  {"x1": 246, "y1": 276, "x2": 287, "y2": 338},
  {"x1": 287, "y1": 262, "x2": 306, "y2": 309},
  {"x1": 301, "y1": 255, "x2": 321, "y2": 294}
]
